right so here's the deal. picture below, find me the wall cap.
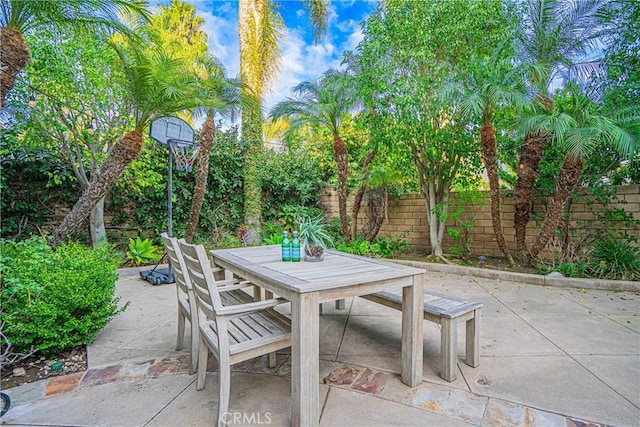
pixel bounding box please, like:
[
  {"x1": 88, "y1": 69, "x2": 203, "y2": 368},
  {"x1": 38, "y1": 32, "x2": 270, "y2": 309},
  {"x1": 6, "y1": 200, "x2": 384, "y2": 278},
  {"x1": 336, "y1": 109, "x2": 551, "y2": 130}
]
[{"x1": 390, "y1": 259, "x2": 640, "y2": 292}]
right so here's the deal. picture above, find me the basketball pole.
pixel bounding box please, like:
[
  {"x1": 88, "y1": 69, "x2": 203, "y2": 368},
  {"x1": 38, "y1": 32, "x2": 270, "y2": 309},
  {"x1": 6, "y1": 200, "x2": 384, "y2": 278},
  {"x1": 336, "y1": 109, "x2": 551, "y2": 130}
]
[{"x1": 167, "y1": 144, "x2": 173, "y2": 238}]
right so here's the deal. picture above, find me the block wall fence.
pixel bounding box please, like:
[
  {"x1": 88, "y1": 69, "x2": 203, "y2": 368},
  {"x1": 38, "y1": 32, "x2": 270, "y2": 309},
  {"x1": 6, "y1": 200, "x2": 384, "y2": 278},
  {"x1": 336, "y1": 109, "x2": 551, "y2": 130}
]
[{"x1": 320, "y1": 185, "x2": 640, "y2": 258}]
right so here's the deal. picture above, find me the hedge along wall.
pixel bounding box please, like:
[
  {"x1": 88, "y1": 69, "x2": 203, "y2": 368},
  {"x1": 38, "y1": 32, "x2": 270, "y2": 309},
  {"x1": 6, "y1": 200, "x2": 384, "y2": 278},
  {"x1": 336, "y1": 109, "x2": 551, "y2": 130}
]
[{"x1": 321, "y1": 185, "x2": 640, "y2": 258}]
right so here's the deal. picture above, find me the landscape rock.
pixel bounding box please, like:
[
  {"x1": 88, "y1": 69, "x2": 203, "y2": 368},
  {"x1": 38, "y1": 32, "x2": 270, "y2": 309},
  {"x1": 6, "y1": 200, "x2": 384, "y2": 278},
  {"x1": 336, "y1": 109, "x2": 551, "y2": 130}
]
[{"x1": 546, "y1": 271, "x2": 565, "y2": 278}]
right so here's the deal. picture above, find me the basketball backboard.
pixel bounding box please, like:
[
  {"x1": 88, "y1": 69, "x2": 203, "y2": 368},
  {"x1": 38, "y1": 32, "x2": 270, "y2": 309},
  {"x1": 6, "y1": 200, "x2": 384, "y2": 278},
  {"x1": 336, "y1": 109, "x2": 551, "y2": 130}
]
[{"x1": 149, "y1": 116, "x2": 194, "y2": 146}]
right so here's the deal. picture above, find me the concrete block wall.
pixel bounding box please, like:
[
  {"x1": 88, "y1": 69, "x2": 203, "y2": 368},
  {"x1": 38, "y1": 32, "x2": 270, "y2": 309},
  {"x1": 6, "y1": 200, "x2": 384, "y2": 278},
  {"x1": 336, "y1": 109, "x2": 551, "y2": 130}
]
[{"x1": 321, "y1": 185, "x2": 640, "y2": 258}]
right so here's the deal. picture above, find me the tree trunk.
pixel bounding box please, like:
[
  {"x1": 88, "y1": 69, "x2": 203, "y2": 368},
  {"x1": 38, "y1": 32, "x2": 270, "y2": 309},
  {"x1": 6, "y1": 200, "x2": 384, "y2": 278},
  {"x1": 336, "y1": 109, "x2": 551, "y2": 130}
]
[
  {"x1": 89, "y1": 196, "x2": 107, "y2": 245},
  {"x1": 49, "y1": 130, "x2": 143, "y2": 247},
  {"x1": 185, "y1": 114, "x2": 215, "y2": 243},
  {"x1": 529, "y1": 155, "x2": 584, "y2": 258},
  {"x1": 241, "y1": 105, "x2": 263, "y2": 245},
  {"x1": 351, "y1": 150, "x2": 376, "y2": 239},
  {"x1": 514, "y1": 131, "x2": 546, "y2": 258},
  {"x1": 333, "y1": 134, "x2": 350, "y2": 243},
  {"x1": 239, "y1": 0, "x2": 265, "y2": 246},
  {"x1": 426, "y1": 179, "x2": 446, "y2": 257},
  {"x1": 0, "y1": 27, "x2": 30, "y2": 108},
  {"x1": 363, "y1": 187, "x2": 387, "y2": 242},
  {"x1": 480, "y1": 122, "x2": 507, "y2": 257}
]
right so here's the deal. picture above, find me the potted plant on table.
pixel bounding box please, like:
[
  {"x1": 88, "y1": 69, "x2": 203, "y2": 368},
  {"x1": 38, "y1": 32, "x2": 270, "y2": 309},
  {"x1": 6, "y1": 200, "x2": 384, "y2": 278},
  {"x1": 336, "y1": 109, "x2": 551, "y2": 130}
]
[{"x1": 298, "y1": 215, "x2": 333, "y2": 262}]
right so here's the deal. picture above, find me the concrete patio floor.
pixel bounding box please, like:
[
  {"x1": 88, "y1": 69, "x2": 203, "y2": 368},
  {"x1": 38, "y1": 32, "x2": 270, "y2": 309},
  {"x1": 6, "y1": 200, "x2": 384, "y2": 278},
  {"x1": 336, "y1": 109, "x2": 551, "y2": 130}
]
[{"x1": 3, "y1": 265, "x2": 639, "y2": 426}]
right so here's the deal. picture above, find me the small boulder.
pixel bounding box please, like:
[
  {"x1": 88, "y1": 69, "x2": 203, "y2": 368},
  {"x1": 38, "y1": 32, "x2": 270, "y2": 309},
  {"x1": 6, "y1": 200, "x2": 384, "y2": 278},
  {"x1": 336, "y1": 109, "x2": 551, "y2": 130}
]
[
  {"x1": 13, "y1": 367, "x2": 27, "y2": 377},
  {"x1": 546, "y1": 271, "x2": 565, "y2": 278}
]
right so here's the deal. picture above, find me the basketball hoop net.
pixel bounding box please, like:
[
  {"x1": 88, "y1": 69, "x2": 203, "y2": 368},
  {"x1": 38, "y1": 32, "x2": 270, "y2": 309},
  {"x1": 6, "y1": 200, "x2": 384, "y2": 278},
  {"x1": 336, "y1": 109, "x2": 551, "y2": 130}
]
[{"x1": 168, "y1": 139, "x2": 200, "y2": 172}]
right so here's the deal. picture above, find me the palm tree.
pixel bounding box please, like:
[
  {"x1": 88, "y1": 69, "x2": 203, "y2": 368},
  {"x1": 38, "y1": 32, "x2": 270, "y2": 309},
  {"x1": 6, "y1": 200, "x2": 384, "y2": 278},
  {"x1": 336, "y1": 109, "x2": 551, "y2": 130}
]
[
  {"x1": 270, "y1": 70, "x2": 361, "y2": 242},
  {"x1": 238, "y1": 0, "x2": 328, "y2": 244},
  {"x1": 526, "y1": 89, "x2": 639, "y2": 258},
  {"x1": 512, "y1": 0, "x2": 607, "y2": 258},
  {"x1": 0, "y1": 0, "x2": 150, "y2": 108},
  {"x1": 185, "y1": 58, "x2": 249, "y2": 243},
  {"x1": 460, "y1": 61, "x2": 527, "y2": 258},
  {"x1": 49, "y1": 38, "x2": 204, "y2": 247}
]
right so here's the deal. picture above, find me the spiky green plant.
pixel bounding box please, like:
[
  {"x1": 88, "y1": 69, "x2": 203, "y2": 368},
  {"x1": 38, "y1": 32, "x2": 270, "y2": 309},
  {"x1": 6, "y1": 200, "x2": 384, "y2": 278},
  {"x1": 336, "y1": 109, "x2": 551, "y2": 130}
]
[
  {"x1": 589, "y1": 236, "x2": 640, "y2": 281},
  {"x1": 126, "y1": 237, "x2": 161, "y2": 266},
  {"x1": 298, "y1": 215, "x2": 333, "y2": 260}
]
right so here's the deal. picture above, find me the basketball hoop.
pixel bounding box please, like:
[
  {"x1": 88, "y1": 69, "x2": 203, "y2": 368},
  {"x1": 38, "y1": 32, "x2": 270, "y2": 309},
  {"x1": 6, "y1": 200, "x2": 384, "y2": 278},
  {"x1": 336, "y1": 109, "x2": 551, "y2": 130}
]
[
  {"x1": 140, "y1": 116, "x2": 197, "y2": 286},
  {"x1": 168, "y1": 139, "x2": 200, "y2": 172}
]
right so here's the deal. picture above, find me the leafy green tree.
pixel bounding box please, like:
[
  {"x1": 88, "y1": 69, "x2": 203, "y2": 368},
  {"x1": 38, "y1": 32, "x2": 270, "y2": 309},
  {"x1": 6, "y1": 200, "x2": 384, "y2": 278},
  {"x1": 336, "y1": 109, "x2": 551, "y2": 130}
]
[
  {"x1": 49, "y1": 33, "x2": 204, "y2": 247},
  {"x1": 0, "y1": 0, "x2": 150, "y2": 107},
  {"x1": 23, "y1": 27, "x2": 131, "y2": 245},
  {"x1": 238, "y1": 0, "x2": 328, "y2": 244},
  {"x1": 598, "y1": 0, "x2": 640, "y2": 107},
  {"x1": 271, "y1": 69, "x2": 361, "y2": 242},
  {"x1": 355, "y1": 0, "x2": 506, "y2": 257}
]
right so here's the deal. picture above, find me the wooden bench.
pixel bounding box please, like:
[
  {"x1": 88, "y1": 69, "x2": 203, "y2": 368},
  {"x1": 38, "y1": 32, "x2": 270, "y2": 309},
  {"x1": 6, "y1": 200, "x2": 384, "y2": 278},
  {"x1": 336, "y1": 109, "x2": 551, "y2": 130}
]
[{"x1": 359, "y1": 290, "x2": 482, "y2": 382}]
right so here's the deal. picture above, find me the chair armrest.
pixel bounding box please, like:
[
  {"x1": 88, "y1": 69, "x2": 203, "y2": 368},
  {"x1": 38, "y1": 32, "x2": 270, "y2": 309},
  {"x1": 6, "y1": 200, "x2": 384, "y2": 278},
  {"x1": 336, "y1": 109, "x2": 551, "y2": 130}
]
[
  {"x1": 217, "y1": 279, "x2": 253, "y2": 293},
  {"x1": 218, "y1": 282, "x2": 253, "y2": 292},
  {"x1": 216, "y1": 297, "x2": 287, "y2": 317}
]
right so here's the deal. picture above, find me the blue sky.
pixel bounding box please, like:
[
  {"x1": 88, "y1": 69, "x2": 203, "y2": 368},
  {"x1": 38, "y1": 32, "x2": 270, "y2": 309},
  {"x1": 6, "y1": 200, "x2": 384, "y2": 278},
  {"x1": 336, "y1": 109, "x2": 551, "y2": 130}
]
[{"x1": 157, "y1": 1, "x2": 378, "y2": 110}]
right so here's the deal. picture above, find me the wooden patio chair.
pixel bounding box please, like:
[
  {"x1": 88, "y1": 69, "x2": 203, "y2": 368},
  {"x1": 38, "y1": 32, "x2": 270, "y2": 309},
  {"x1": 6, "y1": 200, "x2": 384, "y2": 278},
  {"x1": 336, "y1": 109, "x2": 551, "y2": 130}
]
[
  {"x1": 178, "y1": 239, "x2": 291, "y2": 426},
  {"x1": 161, "y1": 233, "x2": 200, "y2": 374},
  {"x1": 161, "y1": 233, "x2": 255, "y2": 375}
]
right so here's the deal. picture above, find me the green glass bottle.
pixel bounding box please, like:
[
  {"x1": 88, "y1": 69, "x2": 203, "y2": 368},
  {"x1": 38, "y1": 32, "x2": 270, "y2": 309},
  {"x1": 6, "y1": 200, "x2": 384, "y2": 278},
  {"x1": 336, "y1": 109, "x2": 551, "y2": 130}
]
[
  {"x1": 291, "y1": 231, "x2": 301, "y2": 262},
  {"x1": 281, "y1": 230, "x2": 291, "y2": 261}
]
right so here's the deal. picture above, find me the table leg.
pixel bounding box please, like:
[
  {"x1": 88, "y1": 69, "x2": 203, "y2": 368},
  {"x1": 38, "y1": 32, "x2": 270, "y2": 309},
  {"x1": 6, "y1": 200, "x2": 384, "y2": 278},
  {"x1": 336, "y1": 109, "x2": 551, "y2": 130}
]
[
  {"x1": 291, "y1": 292, "x2": 320, "y2": 427},
  {"x1": 401, "y1": 273, "x2": 424, "y2": 386}
]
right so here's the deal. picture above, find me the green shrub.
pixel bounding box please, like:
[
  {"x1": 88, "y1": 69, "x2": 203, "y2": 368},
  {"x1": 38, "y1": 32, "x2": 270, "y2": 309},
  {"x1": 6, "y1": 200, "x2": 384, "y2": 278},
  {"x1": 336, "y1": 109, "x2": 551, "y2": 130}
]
[
  {"x1": 588, "y1": 236, "x2": 640, "y2": 281},
  {"x1": 336, "y1": 233, "x2": 410, "y2": 259},
  {"x1": 0, "y1": 237, "x2": 126, "y2": 357},
  {"x1": 556, "y1": 262, "x2": 589, "y2": 278}
]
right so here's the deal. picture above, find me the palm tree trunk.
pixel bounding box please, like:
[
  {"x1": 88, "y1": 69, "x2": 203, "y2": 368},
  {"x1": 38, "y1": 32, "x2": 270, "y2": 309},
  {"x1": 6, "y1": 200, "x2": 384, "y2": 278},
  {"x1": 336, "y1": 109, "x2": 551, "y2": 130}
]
[
  {"x1": 364, "y1": 187, "x2": 387, "y2": 242},
  {"x1": 514, "y1": 131, "x2": 546, "y2": 258},
  {"x1": 185, "y1": 114, "x2": 214, "y2": 243},
  {"x1": 333, "y1": 134, "x2": 350, "y2": 243},
  {"x1": 49, "y1": 130, "x2": 143, "y2": 247},
  {"x1": 0, "y1": 27, "x2": 30, "y2": 108},
  {"x1": 351, "y1": 150, "x2": 376, "y2": 239},
  {"x1": 480, "y1": 122, "x2": 508, "y2": 257},
  {"x1": 241, "y1": 104, "x2": 263, "y2": 245},
  {"x1": 529, "y1": 155, "x2": 584, "y2": 258},
  {"x1": 239, "y1": 0, "x2": 267, "y2": 246}
]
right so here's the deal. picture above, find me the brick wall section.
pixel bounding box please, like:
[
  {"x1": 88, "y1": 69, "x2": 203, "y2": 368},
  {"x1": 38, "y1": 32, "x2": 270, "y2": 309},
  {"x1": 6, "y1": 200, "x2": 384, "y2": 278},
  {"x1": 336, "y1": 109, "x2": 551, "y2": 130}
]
[{"x1": 321, "y1": 184, "x2": 640, "y2": 258}]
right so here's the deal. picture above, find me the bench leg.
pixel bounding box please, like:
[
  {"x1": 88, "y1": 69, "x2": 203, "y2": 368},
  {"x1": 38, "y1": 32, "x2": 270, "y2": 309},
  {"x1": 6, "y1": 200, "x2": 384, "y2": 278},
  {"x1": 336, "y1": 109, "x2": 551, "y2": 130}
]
[
  {"x1": 335, "y1": 299, "x2": 345, "y2": 310},
  {"x1": 441, "y1": 318, "x2": 457, "y2": 382},
  {"x1": 465, "y1": 309, "x2": 480, "y2": 368}
]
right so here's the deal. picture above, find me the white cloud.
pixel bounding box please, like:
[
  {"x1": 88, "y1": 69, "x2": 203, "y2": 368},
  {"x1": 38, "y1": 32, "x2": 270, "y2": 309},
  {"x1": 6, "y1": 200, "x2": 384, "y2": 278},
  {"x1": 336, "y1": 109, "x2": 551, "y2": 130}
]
[
  {"x1": 264, "y1": 27, "x2": 342, "y2": 112},
  {"x1": 199, "y1": 8, "x2": 240, "y2": 78},
  {"x1": 344, "y1": 24, "x2": 364, "y2": 52}
]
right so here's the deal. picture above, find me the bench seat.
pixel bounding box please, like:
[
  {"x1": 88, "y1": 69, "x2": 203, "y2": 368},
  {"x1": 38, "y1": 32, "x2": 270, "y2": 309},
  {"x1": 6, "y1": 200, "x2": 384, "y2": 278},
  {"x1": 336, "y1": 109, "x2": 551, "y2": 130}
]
[{"x1": 359, "y1": 290, "x2": 482, "y2": 382}]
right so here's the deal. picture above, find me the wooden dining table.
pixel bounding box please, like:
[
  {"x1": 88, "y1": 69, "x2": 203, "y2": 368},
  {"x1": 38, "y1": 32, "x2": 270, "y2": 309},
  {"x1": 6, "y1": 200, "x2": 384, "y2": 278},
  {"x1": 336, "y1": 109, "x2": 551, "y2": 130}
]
[{"x1": 209, "y1": 245, "x2": 425, "y2": 427}]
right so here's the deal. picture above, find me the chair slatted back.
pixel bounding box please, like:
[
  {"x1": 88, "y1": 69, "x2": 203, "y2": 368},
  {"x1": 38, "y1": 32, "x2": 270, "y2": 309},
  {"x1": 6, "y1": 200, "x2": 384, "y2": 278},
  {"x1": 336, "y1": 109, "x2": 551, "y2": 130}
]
[
  {"x1": 178, "y1": 239, "x2": 224, "y2": 320},
  {"x1": 161, "y1": 233, "x2": 190, "y2": 296}
]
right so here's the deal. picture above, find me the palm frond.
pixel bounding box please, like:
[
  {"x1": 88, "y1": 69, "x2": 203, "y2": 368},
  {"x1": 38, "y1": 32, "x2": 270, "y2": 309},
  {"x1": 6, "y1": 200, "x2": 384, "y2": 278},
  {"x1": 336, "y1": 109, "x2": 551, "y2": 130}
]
[
  {"x1": 303, "y1": 0, "x2": 329, "y2": 43},
  {"x1": 10, "y1": 0, "x2": 150, "y2": 36}
]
